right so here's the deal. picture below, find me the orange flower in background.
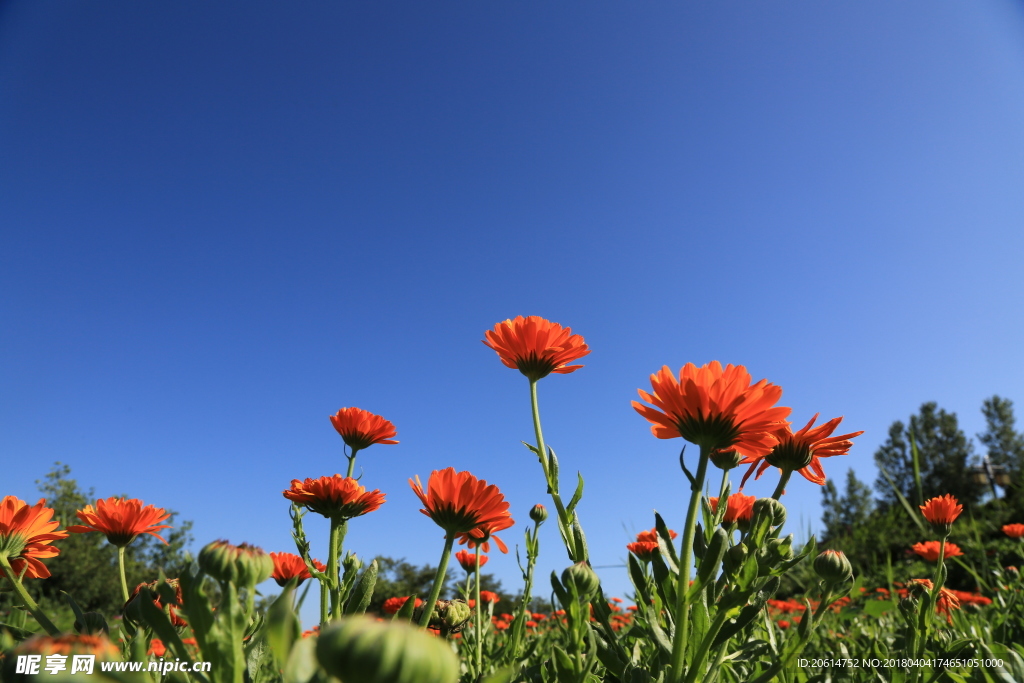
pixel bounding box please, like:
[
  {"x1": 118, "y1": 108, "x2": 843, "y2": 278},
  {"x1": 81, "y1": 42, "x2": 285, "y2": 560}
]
[
  {"x1": 709, "y1": 493, "x2": 757, "y2": 524},
  {"x1": 127, "y1": 579, "x2": 187, "y2": 628},
  {"x1": 13, "y1": 633, "x2": 120, "y2": 660},
  {"x1": 329, "y1": 407, "x2": 398, "y2": 450},
  {"x1": 627, "y1": 527, "x2": 677, "y2": 562},
  {"x1": 909, "y1": 578, "x2": 961, "y2": 623},
  {"x1": 911, "y1": 541, "x2": 963, "y2": 562},
  {"x1": 409, "y1": 468, "x2": 515, "y2": 541},
  {"x1": 479, "y1": 590, "x2": 500, "y2": 604},
  {"x1": 920, "y1": 494, "x2": 962, "y2": 534},
  {"x1": 632, "y1": 362, "x2": 791, "y2": 456},
  {"x1": 148, "y1": 638, "x2": 167, "y2": 657},
  {"x1": 284, "y1": 475, "x2": 385, "y2": 520},
  {"x1": 1003, "y1": 524, "x2": 1024, "y2": 539},
  {"x1": 0, "y1": 496, "x2": 68, "y2": 579},
  {"x1": 270, "y1": 552, "x2": 327, "y2": 586},
  {"x1": 382, "y1": 596, "x2": 422, "y2": 615},
  {"x1": 67, "y1": 497, "x2": 171, "y2": 547},
  {"x1": 635, "y1": 528, "x2": 678, "y2": 544},
  {"x1": 455, "y1": 549, "x2": 488, "y2": 572},
  {"x1": 483, "y1": 316, "x2": 590, "y2": 381},
  {"x1": 739, "y1": 415, "x2": 863, "y2": 488}
]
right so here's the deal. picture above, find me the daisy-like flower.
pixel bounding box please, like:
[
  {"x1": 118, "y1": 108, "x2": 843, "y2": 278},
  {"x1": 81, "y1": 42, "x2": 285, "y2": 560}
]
[
  {"x1": 67, "y1": 497, "x2": 172, "y2": 547},
  {"x1": 409, "y1": 468, "x2": 515, "y2": 540},
  {"x1": 911, "y1": 541, "x2": 964, "y2": 562},
  {"x1": 1002, "y1": 523, "x2": 1024, "y2": 539},
  {"x1": 920, "y1": 494, "x2": 962, "y2": 535},
  {"x1": 13, "y1": 633, "x2": 120, "y2": 660},
  {"x1": 270, "y1": 551, "x2": 327, "y2": 587},
  {"x1": 0, "y1": 496, "x2": 68, "y2": 579},
  {"x1": 626, "y1": 527, "x2": 678, "y2": 563},
  {"x1": 283, "y1": 475, "x2": 385, "y2": 521},
  {"x1": 455, "y1": 549, "x2": 487, "y2": 573},
  {"x1": 632, "y1": 362, "x2": 791, "y2": 456},
  {"x1": 709, "y1": 493, "x2": 757, "y2": 525},
  {"x1": 382, "y1": 596, "x2": 422, "y2": 615},
  {"x1": 909, "y1": 578, "x2": 962, "y2": 623},
  {"x1": 483, "y1": 316, "x2": 590, "y2": 382},
  {"x1": 329, "y1": 407, "x2": 399, "y2": 451},
  {"x1": 739, "y1": 415, "x2": 863, "y2": 489}
]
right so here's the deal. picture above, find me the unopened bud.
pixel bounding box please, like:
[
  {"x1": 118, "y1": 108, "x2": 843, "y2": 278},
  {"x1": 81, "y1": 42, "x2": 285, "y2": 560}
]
[
  {"x1": 316, "y1": 616, "x2": 459, "y2": 683},
  {"x1": 441, "y1": 599, "x2": 472, "y2": 631},
  {"x1": 529, "y1": 504, "x2": 548, "y2": 524},
  {"x1": 199, "y1": 540, "x2": 273, "y2": 587},
  {"x1": 343, "y1": 552, "x2": 362, "y2": 574},
  {"x1": 561, "y1": 562, "x2": 600, "y2": 602},
  {"x1": 710, "y1": 449, "x2": 743, "y2": 471},
  {"x1": 813, "y1": 549, "x2": 853, "y2": 586},
  {"x1": 753, "y1": 498, "x2": 787, "y2": 527},
  {"x1": 724, "y1": 544, "x2": 749, "y2": 577}
]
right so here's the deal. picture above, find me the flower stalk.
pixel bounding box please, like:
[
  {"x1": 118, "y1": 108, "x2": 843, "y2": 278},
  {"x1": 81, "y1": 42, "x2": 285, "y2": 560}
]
[
  {"x1": 419, "y1": 533, "x2": 456, "y2": 628},
  {"x1": 0, "y1": 554, "x2": 60, "y2": 636}
]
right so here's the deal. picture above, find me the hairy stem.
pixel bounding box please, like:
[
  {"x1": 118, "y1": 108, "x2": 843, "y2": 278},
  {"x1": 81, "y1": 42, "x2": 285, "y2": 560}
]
[
  {"x1": 0, "y1": 555, "x2": 60, "y2": 636},
  {"x1": 419, "y1": 534, "x2": 455, "y2": 628}
]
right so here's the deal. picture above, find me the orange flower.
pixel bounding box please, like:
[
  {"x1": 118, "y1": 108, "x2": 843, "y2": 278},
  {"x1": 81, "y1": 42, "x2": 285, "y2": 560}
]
[
  {"x1": 709, "y1": 493, "x2": 757, "y2": 524},
  {"x1": 909, "y1": 578, "x2": 961, "y2": 623},
  {"x1": 284, "y1": 475, "x2": 385, "y2": 520},
  {"x1": 483, "y1": 316, "x2": 590, "y2": 381},
  {"x1": 455, "y1": 549, "x2": 487, "y2": 572},
  {"x1": 627, "y1": 528, "x2": 677, "y2": 562},
  {"x1": 67, "y1": 497, "x2": 171, "y2": 547},
  {"x1": 269, "y1": 551, "x2": 327, "y2": 587},
  {"x1": 13, "y1": 633, "x2": 120, "y2": 660},
  {"x1": 329, "y1": 407, "x2": 398, "y2": 451},
  {"x1": 479, "y1": 590, "x2": 500, "y2": 604},
  {"x1": 382, "y1": 596, "x2": 422, "y2": 615},
  {"x1": 911, "y1": 541, "x2": 963, "y2": 562},
  {"x1": 635, "y1": 528, "x2": 678, "y2": 544},
  {"x1": 0, "y1": 496, "x2": 68, "y2": 579},
  {"x1": 148, "y1": 638, "x2": 167, "y2": 657},
  {"x1": 632, "y1": 362, "x2": 790, "y2": 456},
  {"x1": 126, "y1": 579, "x2": 187, "y2": 628},
  {"x1": 920, "y1": 495, "x2": 962, "y2": 534},
  {"x1": 409, "y1": 468, "x2": 514, "y2": 542},
  {"x1": 1003, "y1": 524, "x2": 1024, "y2": 539},
  {"x1": 739, "y1": 415, "x2": 863, "y2": 488}
]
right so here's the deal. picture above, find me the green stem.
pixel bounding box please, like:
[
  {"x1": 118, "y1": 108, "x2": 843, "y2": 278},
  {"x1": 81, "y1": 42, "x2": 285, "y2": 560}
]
[
  {"x1": 667, "y1": 442, "x2": 712, "y2": 683},
  {"x1": 771, "y1": 469, "x2": 793, "y2": 501},
  {"x1": 345, "y1": 446, "x2": 361, "y2": 478},
  {"x1": 474, "y1": 546, "x2": 483, "y2": 672},
  {"x1": 327, "y1": 517, "x2": 347, "y2": 621},
  {"x1": 419, "y1": 533, "x2": 455, "y2": 628},
  {"x1": 117, "y1": 546, "x2": 130, "y2": 603},
  {"x1": 0, "y1": 555, "x2": 60, "y2": 635},
  {"x1": 529, "y1": 379, "x2": 579, "y2": 561}
]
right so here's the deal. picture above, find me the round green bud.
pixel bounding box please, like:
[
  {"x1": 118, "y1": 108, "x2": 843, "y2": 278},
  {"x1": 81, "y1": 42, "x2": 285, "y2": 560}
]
[
  {"x1": 199, "y1": 539, "x2": 240, "y2": 584},
  {"x1": 199, "y1": 540, "x2": 273, "y2": 587},
  {"x1": 343, "y1": 552, "x2": 362, "y2": 574},
  {"x1": 767, "y1": 535, "x2": 795, "y2": 563},
  {"x1": 813, "y1": 549, "x2": 853, "y2": 586},
  {"x1": 440, "y1": 600, "x2": 472, "y2": 631},
  {"x1": 710, "y1": 449, "x2": 744, "y2": 471},
  {"x1": 724, "y1": 544, "x2": 749, "y2": 577},
  {"x1": 561, "y1": 562, "x2": 601, "y2": 602},
  {"x1": 316, "y1": 616, "x2": 459, "y2": 683},
  {"x1": 529, "y1": 504, "x2": 548, "y2": 524},
  {"x1": 753, "y1": 498, "x2": 787, "y2": 527}
]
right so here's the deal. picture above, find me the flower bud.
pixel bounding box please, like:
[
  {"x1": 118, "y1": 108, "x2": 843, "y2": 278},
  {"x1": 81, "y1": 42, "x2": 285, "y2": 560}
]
[
  {"x1": 724, "y1": 544, "x2": 749, "y2": 577},
  {"x1": 753, "y1": 498, "x2": 787, "y2": 527},
  {"x1": 529, "y1": 504, "x2": 548, "y2": 524},
  {"x1": 710, "y1": 449, "x2": 743, "y2": 471},
  {"x1": 440, "y1": 599, "x2": 472, "y2": 631},
  {"x1": 316, "y1": 616, "x2": 459, "y2": 683},
  {"x1": 561, "y1": 562, "x2": 600, "y2": 602},
  {"x1": 767, "y1": 535, "x2": 794, "y2": 563},
  {"x1": 199, "y1": 540, "x2": 273, "y2": 587},
  {"x1": 344, "y1": 552, "x2": 362, "y2": 574},
  {"x1": 813, "y1": 549, "x2": 852, "y2": 586}
]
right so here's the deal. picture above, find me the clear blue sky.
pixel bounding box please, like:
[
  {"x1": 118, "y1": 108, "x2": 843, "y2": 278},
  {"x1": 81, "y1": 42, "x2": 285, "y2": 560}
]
[{"x1": 3, "y1": 1, "x2": 1024, "y2": 619}]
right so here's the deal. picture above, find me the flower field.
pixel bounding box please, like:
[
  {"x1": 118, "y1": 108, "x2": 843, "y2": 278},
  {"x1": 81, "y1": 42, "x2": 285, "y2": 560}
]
[{"x1": 3, "y1": 316, "x2": 1024, "y2": 682}]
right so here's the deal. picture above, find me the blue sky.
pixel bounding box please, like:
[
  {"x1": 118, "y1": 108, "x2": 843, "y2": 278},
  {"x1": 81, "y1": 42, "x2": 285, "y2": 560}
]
[{"x1": 3, "y1": 1, "x2": 1024, "y2": 620}]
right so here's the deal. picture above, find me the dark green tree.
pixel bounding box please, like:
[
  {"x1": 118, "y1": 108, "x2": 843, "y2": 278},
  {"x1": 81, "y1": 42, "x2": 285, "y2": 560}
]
[
  {"x1": 873, "y1": 402, "x2": 983, "y2": 508},
  {"x1": 23, "y1": 463, "x2": 194, "y2": 618},
  {"x1": 978, "y1": 395, "x2": 1024, "y2": 485},
  {"x1": 821, "y1": 468, "x2": 874, "y2": 541}
]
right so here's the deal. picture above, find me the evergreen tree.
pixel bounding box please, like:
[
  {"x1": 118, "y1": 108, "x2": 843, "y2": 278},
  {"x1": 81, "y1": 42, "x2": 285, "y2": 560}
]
[
  {"x1": 978, "y1": 395, "x2": 1024, "y2": 480},
  {"x1": 821, "y1": 468, "x2": 873, "y2": 541},
  {"x1": 873, "y1": 402, "x2": 983, "y2": 508}
]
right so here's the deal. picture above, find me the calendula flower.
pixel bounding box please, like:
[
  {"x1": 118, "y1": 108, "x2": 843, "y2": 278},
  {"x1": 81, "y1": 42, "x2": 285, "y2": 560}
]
[
  {"x1": 632, "y1": 362, "x2": 790, "y2": 456},
  {"x1": 409, "y1": 468, "x2": 514, "y2": 540},
  {"x1": 483, "y1": 316, "x2": 590, "y2": 381},
  {"x1": 270, "y1": 551, "x2": 327, "y2": 586},
  {"x1": 455, "y1": 549, "x2": 487, "y2": 573},
  {"x1": 479, "y1": 590, "x2": 500, "y2": 604},
  {"x1": 709, "y1": 493, "x2": 757, "y2": 524},
  {"x1": 284, "y1": 475, "x2": 386, "y2": 521},
  {"x1": 13, "y1": 633, "x2": 120, "y2": 660},
  {"x1": 382, "y1": 596, "x2": 422, "y2": 615},
  {"x1": 67, "y1": 497, "x2": 171, "y2": 547},
  {"x1": 911, "y1": 541, "x2": 963, "y2": 562},
  {"x1": 920, "y1": 495, "x2": 962, "y2": 535},
  {"x1": 909, "y1": 578, "x2": 961, "y2": 623},
  {"x1": 125, "y1": 579, "x2": 187, "y2": 628},
  {"x1": 1003, "y1": 524, "x2": 1024, "y2": 539},
  {"x1": 329, "y1": 407, "x2": 398, "y2": 451},
  {"x1": 739, "y1": 415, "x2": 863, "y2": 488},
  {"x1": 0, "y1": 496, "x2": 68, "y2": 579},
  {"x1": 626, "y1": 528, "x2": 677, "y2": 563}
]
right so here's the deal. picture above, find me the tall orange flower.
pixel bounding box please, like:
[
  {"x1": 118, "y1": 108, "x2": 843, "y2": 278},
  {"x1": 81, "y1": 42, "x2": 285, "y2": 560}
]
[
  {"x1": 455, "y1": 549, "x2": 488, "y2": 572},
  {"x1": 709, "y1": 493, "x2": 757, "y2": 524},
  {"x1": 0, "y1": 496, "x2": 68, "y2": 579},
  {"x1": 920, "y1": 494, "x2": 962, "y2": 535},
  {"x1": 329, "y1": 407, "x2": 399, "y2": 451},
  {"x1": 409, "y1": 468, "x2": 515, "y2": 540},
  {"x1": 633, "y1": 362, "x2": 790, "y2": 456},
  {"x1": 284, "y1": 475, "x2": 385, "y2": 520},
  {"x1": 911, "y1": 541, "x2": 963, "y2": 562},
  {"x1": 1002, "y1": 524, "x2": 1024, "y2": 539},
  {"x1": 739, "y1": 415, "x2": 863, "y2": 488},
  {"x1": 67, "y1": 497, "x2": 172, "y2": 547},
  {"x1": 270, "y1": 552, "x2": 327, "y2": 586},
  {"x1": 483, "y1": 316, "x2": 590, "y2": 381}
]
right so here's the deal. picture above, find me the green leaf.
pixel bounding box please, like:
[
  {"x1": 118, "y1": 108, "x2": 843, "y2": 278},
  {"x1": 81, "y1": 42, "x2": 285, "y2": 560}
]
[
  {"x1": 567, "y1": 472, "x2": 585, "y2": 514},
  {"x1": 345, "y1": 559, "x2": 378, "y2": 615},
  {"x1": 689, "y1": 528, "x2": 727, "y2": 601},
  {"x1": 878, "y1": 465, "x2": 927, "y2": 534},
  {"x1": 863, "y1": 600, "x2": 895, "y2": 618},
  {"x1": 282, "y1": 635, "x2": 319, "y2": 683},
  {"x1": 266, "y1": 581, "x2": 300, "y2": 668}
]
